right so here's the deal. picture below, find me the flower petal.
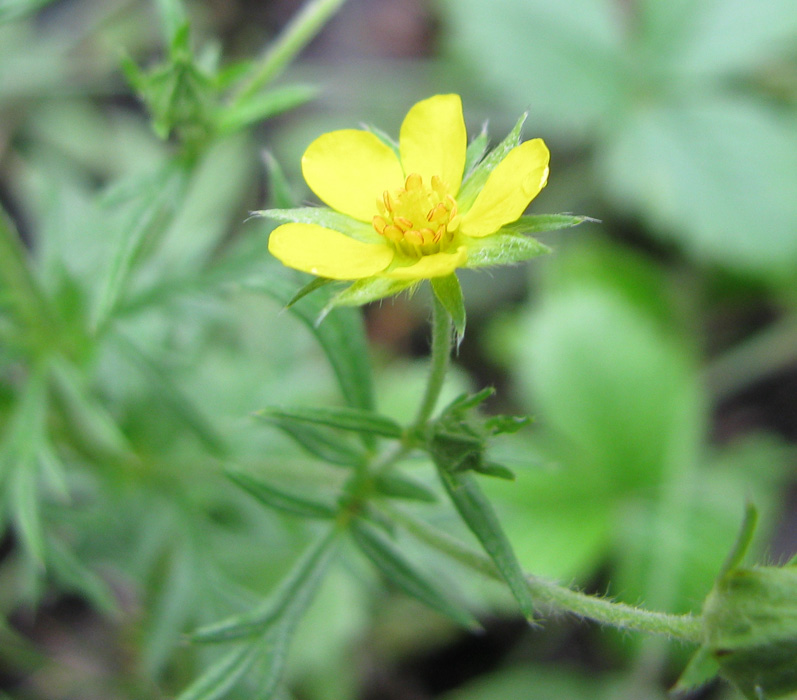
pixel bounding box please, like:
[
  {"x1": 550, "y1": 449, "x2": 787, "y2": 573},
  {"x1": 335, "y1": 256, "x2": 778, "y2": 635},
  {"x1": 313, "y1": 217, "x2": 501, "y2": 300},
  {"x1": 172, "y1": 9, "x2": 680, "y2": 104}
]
[
  {"x1": 302, "y1": 130, "x2": 404, "y2": 221},
  {"x1": 268, "y1": 223, "x2": 394, "y2": 280},
  {"x1": 385, "y1": 246, "x2": 467, "y2": 280},
  {"x1": 460, "y1": 139, "x2": 550, "y2": 238},
  {"x1": 399, "y1": 94, "x2": 467, "y2": 194}
]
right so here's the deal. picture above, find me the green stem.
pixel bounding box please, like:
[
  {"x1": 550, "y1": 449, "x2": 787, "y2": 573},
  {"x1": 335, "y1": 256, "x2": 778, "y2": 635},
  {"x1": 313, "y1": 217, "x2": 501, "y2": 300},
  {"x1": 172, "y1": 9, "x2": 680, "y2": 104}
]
[
  {"x1": 383, "y1": 503, "x2": 703, "y2": 643},
  {"x1": 413, "y1": 294, "x2": 453, "y2": 427},
  {"x1": 230, "y1": 0, "x2": 348, "y2": 105},
  {"x1": 0, "y1": 207, "x2": 56, "y2": 350}
]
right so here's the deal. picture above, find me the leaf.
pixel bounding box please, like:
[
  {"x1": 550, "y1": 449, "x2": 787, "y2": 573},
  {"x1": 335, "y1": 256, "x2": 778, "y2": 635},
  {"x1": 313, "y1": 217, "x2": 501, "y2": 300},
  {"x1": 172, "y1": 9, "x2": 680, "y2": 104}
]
[
  {"x1": 431, "y1": 274, "x2": 466, "y2": 346},
  {"x1": 437, "y1": 469, "x2": 535, "y2": 620},
  {"x1": 226, "y1": 469, "x2": 337, "y2": 519},
  {"x1": 464, "y1": 232, "x2": 550, "y2": 268},
  {"x1": 112, "y1": 333, "x2": 228, "y2": 457},
  {"x1": 350, "y1": 519, "x2": 479, "y2": 629},
  {"x1": 255, "y1": 208, "x2": 379, "y2": 244},
  {"x1": 285, "y1": 276, "x2": 334, "y2": 308},
  {"x1": 48, "y1": 538, "x2": 117, "y2": 613},
  {"x1": 457, "y1": 112, "x2": 526, "y2": 210},
  {"x1": 373, "y1": 473, "x2": 437, "y2": 503},
  {"x1": 175, "y1": 642, "x2": 263, "y2": 700},
  {"x1": 192, "y1": 529, "x2": 338, "y2": 643},
  {"x1": 256, "y1": 405, "x2": 402, "y2": 439},
  {"x1": 260, "y1": 415, "x2": 366, "y2": 467},
  {"x1": 262, "y1": 152, "x2": 297, "y2": 209},
  {"x1": 673, "y1": 646, "x2": 721, "y2": 693},
  {"x1": 216, "y1": 84, "x2": 318, "y2": 134},
  {"x1": 244, "y1": 268, "x2": 375, "y2": 412},
  {"x1": 10, "y1": 457, "x2": 46, "y2": 568}
]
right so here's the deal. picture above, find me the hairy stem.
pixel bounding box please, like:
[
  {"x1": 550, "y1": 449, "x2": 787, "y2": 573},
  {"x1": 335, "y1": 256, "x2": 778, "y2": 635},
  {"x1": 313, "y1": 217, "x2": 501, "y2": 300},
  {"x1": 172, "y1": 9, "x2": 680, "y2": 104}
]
[
  {"x1": 413, "y1": 294, "x2": 453, "y2": 427},
  {"x1": 230, "y1": 0, "x2": 348, "y2": 105},
  {"x1": 383, "y1": 503, "x2": 703, "y2": 643}
]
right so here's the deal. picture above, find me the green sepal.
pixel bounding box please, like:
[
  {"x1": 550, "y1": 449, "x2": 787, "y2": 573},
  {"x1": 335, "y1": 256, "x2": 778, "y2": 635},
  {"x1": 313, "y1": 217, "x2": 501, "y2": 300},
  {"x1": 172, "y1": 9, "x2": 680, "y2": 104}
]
[
  {"x1": 441, "y1": 387, "x2": 495, "y2": 414},
  {"x1": 259, "y1": 414, "x2": 366, "y2": 467},
  {"x1": 436, "y1": 469, "x2": 535, "y2": 620},
  {"x1": 457, "y1": 113, "x2": 526, "y2": 210},
  {"x1": 373, "y1": 473, "x2": 438, "y2": 503},
  {"x1": 500, "y1": 213, "x2": 597, "y2": 235},
  {"x1": 350, "y1": 519, "x2": 479, "y2": 629},
  {"x1": 719, "y1": 502, "x2": 759, "y2": 577},
  {"x1": 319, "y1": 277, "x2": 417, "y2": 322},
  {"x1": 463, "y1": 124, "x2": 489, "y2": 178},
  {"x1": 216, "y1": 84, "x2": 317, "y2": 134},
  {"x1": 285, "y1": 276, "x2": 335, "y2": 308},
  {"x1": 256, "y1": 208, "x2": 378, "y2": 243},
  {"x1": 192, "y1": 529, "x2": 338, "y2": 643},
  {"x1": 464, "y1": 231, "x2": 550, "y2": 268},
  {"x1": 226, "y1": 469, "x2": 337, "y2": 519},
  {"x1": 431, "y1": 274, "x2": 466, "y2": 346},
  {"x1": 255, "y1": 405, "x2": 403, "y2": 439}
]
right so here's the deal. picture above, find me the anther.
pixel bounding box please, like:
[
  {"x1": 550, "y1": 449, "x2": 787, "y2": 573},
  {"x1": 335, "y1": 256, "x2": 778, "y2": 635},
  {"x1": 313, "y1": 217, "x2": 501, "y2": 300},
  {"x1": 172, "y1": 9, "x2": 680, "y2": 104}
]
[
  {"x1": 383, "y1": 225, "x2": 404, "y2": 242},
  {"x1": 404, "y1": 230, "x2": 423, "y2": 245},
  {"x1": 373, "y1": 216, "x2": 387, "y2": 234},
  {"x1": 405, "y1": 173, "x2": 423, "y2": 191},
  {"x1": 395, "y1": 216, "x2": 414, "y2": 232},
  {"x1": 383, "y1": 191, "x2": 393, "y2": 212}
]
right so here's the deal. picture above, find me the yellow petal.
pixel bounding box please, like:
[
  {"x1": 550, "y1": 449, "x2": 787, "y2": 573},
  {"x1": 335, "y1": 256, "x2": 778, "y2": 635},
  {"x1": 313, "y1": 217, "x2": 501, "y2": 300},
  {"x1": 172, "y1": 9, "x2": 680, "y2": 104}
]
[
  {"x1": 399, "y1": 94, "x2": 467, "y2": 194},
  {"x1": 302, "y1": 130, "x2": 404, "y2": 222},
  {"x1": 385, "y1": 246, "x2": 468, "y2": 280},
  {"x1": 460, "y1": 139, "x2": 550, "y2": 238},
  {"x1": 269, "y1": 223, "x2": 394, "y2": 280}
]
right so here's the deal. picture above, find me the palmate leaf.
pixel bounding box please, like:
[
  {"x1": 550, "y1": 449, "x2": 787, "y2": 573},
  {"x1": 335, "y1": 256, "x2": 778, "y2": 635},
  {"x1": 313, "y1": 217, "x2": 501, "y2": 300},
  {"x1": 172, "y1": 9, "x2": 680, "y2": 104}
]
[{"x1": 350, "y1": 519, "x2": 479, "y2": 629}]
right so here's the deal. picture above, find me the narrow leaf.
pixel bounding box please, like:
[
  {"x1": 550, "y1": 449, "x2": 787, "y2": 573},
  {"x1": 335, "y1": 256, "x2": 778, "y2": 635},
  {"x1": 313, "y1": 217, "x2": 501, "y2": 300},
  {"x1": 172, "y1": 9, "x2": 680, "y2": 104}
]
[
  {"x1": 374, "y1": 473, "x2": 437, "y2": 503},
  {"x1": 193, "y1": 529, "x2": 338, "y2": 643},
  {"x1": 217, "y1": 84, "x2": 317, "y2": 134},
  {"x1": 465, "y1": 232, "x2": 550, "y2": 268},
  {"x1": 226, "y1": 469, "x2": 336, "y2": 519},
  {"x1": 175, "y1": 643, "x2": 262, "y2": 700},
  {"x1": 431, "y1": 274, "x2": 466, "y2": 346},
  {"x1": 245, "y1": 269, "x2": 375, "y2": 412},
  {"x1": 261, "y1": 415, "x2": 366, "y2": 467},
  {"x1": 437, "y1": 469, "x2": 535, "y2": 619},
  {"x1": 11, "y1": 460, "x2": 46, "y2": 568},
  {"x1": 263, "y1": 152, "x2": 297, "y2": 209},
  {"x1": 256, "y1": 405, "x2": 402, "y2": 439},
  {"x1": 351, "y1": 519, "x2": 479, "y2": 629},
  {"x1": 255, "y1": 208, "x2": 378, "y2": 244}
]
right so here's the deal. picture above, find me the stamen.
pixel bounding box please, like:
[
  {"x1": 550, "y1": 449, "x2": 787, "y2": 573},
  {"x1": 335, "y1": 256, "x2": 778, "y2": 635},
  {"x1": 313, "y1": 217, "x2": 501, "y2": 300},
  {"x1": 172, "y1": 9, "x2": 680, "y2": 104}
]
[
  {"x1": 383, "y1": 191, "x2": 393, "y2": 212},
  {"x1": 373, "y1": 216, "x2": 387, "y2": 234},
  {"x1": 395, "y1": 216, "x2": 414, "y2": 232},
  {"x1": 383, "y1": 225, "x2": 404, "y2": 242},
  {"x1": 405, "y1": 173, "x2": 423, "y2": 191}
]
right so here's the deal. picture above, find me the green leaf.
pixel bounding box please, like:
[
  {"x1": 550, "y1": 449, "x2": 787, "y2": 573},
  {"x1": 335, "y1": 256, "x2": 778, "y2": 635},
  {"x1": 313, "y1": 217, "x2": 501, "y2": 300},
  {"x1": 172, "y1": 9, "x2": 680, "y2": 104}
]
[
  {"x1": 260, "y1": 415, "x2": 366, "y2": 467},
  {"x1": 255, "y1": 208, "x2": 379, "y2": 244},
  {"x1": 373, "y1": 473, "x2": 437, "y2": 503},
  {"x1": 285, "y1": 276, "x2": 335, "y2": 308},
  {"x1": 437, "y1": 469, "x2": 535, "y2": 620},
  {"x1": 112, "y1": 333, "x2": 228, "y2": 457},
  {"x1": 246, "y1": 269, "x2": 375, "y2": 412},
  {"x1": 474, "y1": 462, "x2": 516, "y2": 480},
  {"x1": 500, "y1": 214, "x2": 596, "y2": 235},
  {"x1": 256, "y1": 405, "x2": 402, "y2": 439},
  {"x1": 10, "y1": 457, "x2": 45, "y2": 568},
  {"x1": 216, "y1": 84, "x2": 317, "y2": 134},
  {"x1": 457, "y1": 113, "x2": 526, "y2": 210},
  {"x1": 226, "y1": 469, "x2": 337, "y2": 519},
  {"x1": 674, "y1": 646, "x2": 721, "y2": 693},
  {"x1": 350, "y1": 519, "x2": 479, "y2": 629},
  {"x1": 431, "y1": 274, "x2": 466, "y2": 345},
  {"x1": 48, "y1": 538, "x2": 117, "y2": 613},
  {"x1": 464, "y1": 232, "x2": 550, "y2": 268},
  {"x1": 263, "y1": 152, "x2": 297, "y2": 209},
  {"x1": 192, "y1": 529, "x2": 338, "y2": 643},
  {"x1": 175, "y1": 642, "x2": 263, "y2": 700},
  {"x1": 156, "y1": 0, "x2": 188, "y2": 46}
]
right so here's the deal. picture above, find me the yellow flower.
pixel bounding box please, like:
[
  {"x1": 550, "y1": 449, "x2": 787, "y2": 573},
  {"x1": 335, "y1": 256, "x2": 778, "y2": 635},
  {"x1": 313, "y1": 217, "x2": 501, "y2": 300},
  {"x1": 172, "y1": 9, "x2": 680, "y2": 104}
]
[{"x1": 267, "y1": 94, "x2": 550, "y2": 283}]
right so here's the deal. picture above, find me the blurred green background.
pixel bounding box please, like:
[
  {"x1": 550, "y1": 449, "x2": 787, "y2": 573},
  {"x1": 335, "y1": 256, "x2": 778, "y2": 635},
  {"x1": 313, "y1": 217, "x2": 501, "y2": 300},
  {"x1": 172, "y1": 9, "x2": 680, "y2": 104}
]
[{"x1": 0, "y1": 0, "x2": 795, "y2": 698}]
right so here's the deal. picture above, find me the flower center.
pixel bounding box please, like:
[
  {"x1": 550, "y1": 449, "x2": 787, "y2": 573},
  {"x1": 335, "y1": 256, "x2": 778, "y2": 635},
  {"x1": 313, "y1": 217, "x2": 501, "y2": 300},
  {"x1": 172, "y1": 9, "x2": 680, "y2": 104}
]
[{"x1": 373, "y1": 173, "x2": 461, "y2": 257}]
